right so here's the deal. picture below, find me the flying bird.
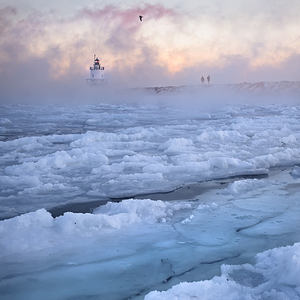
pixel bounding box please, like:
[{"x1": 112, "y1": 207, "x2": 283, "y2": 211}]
[{"x1": 139, "y1": 15, "x2": 143, "y2": 22}]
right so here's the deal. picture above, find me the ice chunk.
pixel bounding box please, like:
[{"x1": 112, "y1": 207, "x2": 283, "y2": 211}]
[
  {"x1": 227, "y1": 179, "x2": 265, "y2": 195},
  {"x1": 161, "y1": 138, "x2": 194, "y2": 155},
  {"x1": 0, "y1": 199, "x2": 192, "y2": 257},
  {"x1": 291, "y1": 166, "x2": 300, "y2": 178},
  {"x1": 0, "y1": 118, "x2": 12, "y2": 125},
  {"x1": 197, "y1": 130, "x2": 249, "y2": 144},
  {"x1": 145, "y1": 243, "x2": 300, "y2": 300}
]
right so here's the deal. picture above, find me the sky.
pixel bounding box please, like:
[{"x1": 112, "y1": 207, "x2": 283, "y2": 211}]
[{"x1": 0, "y1": 0, "x2": 300, "y2": 100}]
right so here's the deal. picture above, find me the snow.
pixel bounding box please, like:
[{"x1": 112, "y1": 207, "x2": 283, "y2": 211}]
[
  {"x1": 1, "y1": 100, "x2": 300, "y2": 218},
  {"x1": 0, "y1": 199, "x2": 192, "y2": 257},
  {"x1": 1, "y1": 166, "x2": 300, "y2": 299},
  {"x1": 145, "y1": 243, "x2": 300, "y2": 300},
  {"x1": 227, "y1": 179, "x2": 265, "y2": 195}
]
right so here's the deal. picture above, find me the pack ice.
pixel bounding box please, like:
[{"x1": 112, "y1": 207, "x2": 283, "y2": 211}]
[
  {"x1": 0, "y1": 83, "x2": 300, "y2": 300},
  {"x1": 1, "y1": 91, "x2": 300, "y2": 218}
]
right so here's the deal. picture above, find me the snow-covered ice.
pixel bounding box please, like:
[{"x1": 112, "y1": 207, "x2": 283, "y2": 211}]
[
  {"x1": 0, "y1": 84, "x2": 300, "y2": 299},
  {"x1": 1, "y1": 167, "x2": 300, "y2": 300},
  {"x1": 145, "y1": 242, "x2": 300, "y2": 300},
  {"x1": 0, "y1": 199, "x2": 192, "y2": 256},
  {"x1": 1, "y1": 100, "x2": 300, "y2": 218}
]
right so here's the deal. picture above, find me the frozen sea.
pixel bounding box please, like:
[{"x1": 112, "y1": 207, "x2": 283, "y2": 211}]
[{"x1": 1, "y1": 84, "x2": 300, "y2": 299}]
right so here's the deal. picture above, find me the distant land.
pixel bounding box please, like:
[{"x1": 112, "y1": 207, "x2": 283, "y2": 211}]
[{"x1": 141, "y1": 81, "x2": 300, "y2": 95}]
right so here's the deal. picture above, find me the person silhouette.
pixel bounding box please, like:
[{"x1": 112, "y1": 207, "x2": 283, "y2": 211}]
[
  {"x1": 139, "y1": 15, "x2": 143, "y2": 22},
  {"x1": 201, "y1": 76, "x2": 205, "y2": 84},
  {"x1": 207, "y1": 75, "x2": 210, "y2": 84}
]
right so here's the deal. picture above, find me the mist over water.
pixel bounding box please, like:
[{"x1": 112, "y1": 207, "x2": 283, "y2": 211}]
[
  {"x1": 1, "y1": 38, "x2": 299, "y2": 106},
  {"x1": 2, "y1": 69, "x2": 300, "y2": 108}
]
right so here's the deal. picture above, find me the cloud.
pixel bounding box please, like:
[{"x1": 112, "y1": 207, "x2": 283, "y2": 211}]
[
  {"x1": 0, "y1": 6, "x2": 16, "y2": 30},
  {"x1": 0, "y1": 4, "x2": 180, "y2": 75},
  {"x1": 80, "y1": 4, "x2": 177, "y2": 23},
  {"x1": 0, "y1": 2, "x2": 300, "y2": 103},
  {"x1": 78, "y1": 4, "x2": 178, "y2": 55}
]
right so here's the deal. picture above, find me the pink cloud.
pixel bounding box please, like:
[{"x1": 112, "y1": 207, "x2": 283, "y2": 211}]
[
  {"x1": 76, "y1": 4, "x2": 178, "y2": 53},
  {"x1": 1, "y1": 3, "x2": 299, "y2": 89},
  {"x1": 0, "y1": 6, "x2": 17, "y2": 34},
  {"x1": 79, "y1": 4, "x2": 177, "y2": 26}
]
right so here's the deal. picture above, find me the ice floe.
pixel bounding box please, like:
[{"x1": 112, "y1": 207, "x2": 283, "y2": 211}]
[
  {"x1": 0, "y1": 199, "x2": 192, "y2": 257},
  {"x1": 145, "y1": 243, "x2": 300, "y2": 300}
]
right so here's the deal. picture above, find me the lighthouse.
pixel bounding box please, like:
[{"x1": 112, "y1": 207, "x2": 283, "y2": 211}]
[{"x1": 87, "y1": 55, "x2": 105, "y2": 84}]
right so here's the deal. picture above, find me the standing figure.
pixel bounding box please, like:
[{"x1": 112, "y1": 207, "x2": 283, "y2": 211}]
[
  {"x1": 201, "y1": 76, "x2": 205, "y2": 84},
  {"x1": 207, "y1": 75, "x2": 210, "y2": 84},
  {"x1": 139, "y1": 15, "x2": 143, "y2": 22}
]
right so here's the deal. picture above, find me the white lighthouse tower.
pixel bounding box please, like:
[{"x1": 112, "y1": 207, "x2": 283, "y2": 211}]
[{"x1": 86, "y1": 55, "x2": 105, "y2": 84}]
